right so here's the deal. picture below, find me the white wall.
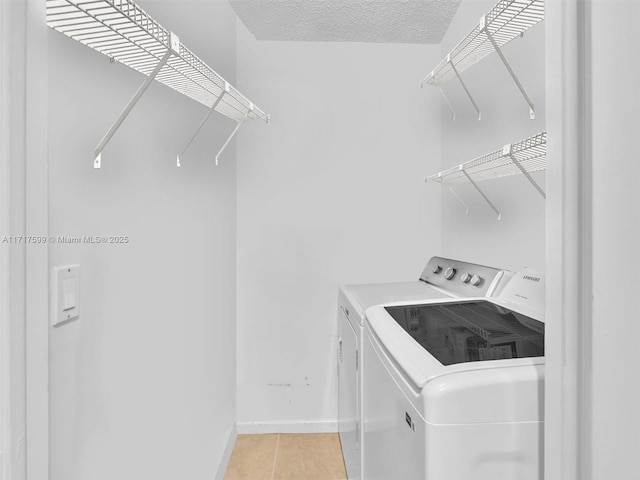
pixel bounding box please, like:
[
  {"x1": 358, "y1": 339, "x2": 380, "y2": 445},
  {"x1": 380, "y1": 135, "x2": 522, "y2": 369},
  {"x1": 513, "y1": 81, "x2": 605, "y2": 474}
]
[
  {"x1": 235, "y1": 22, "x2": 442, "y2": 429},
  {"x1": 439, "y1": 0, "x2": 546, "y2": 272},
  {"x1": 48, "y1": 1, "x2": 238, "y2": 478},
  {"x1": 590, "y1": 1, "x2": 640, "y2": 477}
]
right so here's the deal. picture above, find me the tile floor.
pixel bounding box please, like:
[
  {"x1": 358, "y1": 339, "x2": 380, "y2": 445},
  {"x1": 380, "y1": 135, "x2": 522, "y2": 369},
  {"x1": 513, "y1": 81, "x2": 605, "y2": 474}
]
[{"x1": 224, "y1": 433, "x2": 347, "y2": 480}]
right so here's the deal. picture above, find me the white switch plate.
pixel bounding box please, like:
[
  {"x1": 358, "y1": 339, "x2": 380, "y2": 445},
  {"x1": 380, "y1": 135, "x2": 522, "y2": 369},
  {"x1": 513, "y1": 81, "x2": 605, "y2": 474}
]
[{"x1": 52, "y1": 265, "x2": 80, "y2": 327}]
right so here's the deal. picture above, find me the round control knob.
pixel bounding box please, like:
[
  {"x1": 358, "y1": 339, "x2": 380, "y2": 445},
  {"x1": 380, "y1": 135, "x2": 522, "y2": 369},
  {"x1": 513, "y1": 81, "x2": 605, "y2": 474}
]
[
  {"x1": 444, "y1": 267, "x2": 456, "y2": 280},
  {"x1": 432, "y1": 265, "x2": 442, "y2": 274},
  {"x1": 461, "y1": 273, "x2": 471, "y2": 283},
  {"x1": 470, "y1": 275, "x2": 482, "y2": 286}
]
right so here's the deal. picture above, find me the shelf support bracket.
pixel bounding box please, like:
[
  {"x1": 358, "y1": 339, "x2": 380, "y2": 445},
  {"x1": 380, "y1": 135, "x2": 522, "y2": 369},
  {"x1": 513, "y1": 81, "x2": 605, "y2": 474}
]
[
  {"x1": 176, "y1": 83, "x2": 229, "y2": 167},
  {"x1": 439, "y1": 87, "x2": 456, "y2": 121},
  {"x1": 93, "y1": 46, "x2": 175, "y2": 169},
  {"x1": 481, "y1": 16, "x2": 535, "y2": 120},
  {"x1": 419, "y1": 73, "x2": 431, "y2": 88},
  {"x1": 461, "y1": 168, "x2": 501, "y2": 220},
  {"x1": 503, "y1": 144, "x2": 546, "y2": 198},
  {"x1": 420, "y1": 72, "x2": 456, "y2": 121},
  {"x1": 446, "y1": 184, "x2": 469, "y2": 214},
  {"x1": 425, "y1": 175, "x2": 469, "y2": 214},
  {"x1": 215, "y1": 105, "x2": 251, "y2": 166},
  {"x1": 448, "y1": 54, "x2": 481, "y2": 121}
]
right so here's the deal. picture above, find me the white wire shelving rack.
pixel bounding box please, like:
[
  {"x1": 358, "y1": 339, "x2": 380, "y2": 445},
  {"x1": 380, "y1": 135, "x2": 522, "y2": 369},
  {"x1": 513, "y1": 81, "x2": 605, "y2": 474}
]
[
  {"x1": 425, "y1": 131, "x2": 546, "y2": 219},
  {"x1": 46, "y1": 0, "x2": 270, "y2": 169},
  {"x1": 420, "y1": 0, "x2": 544, "y2": 120}
]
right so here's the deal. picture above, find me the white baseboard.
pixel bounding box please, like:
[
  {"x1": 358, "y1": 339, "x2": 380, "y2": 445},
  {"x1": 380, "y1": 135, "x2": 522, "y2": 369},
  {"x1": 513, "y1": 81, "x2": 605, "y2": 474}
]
[
  {"x1": 214, "y1": 424, "x2": 238, "y2": 480},
  {"x1": 236, "y1": 419, "x2": 338, "y2": 434}
]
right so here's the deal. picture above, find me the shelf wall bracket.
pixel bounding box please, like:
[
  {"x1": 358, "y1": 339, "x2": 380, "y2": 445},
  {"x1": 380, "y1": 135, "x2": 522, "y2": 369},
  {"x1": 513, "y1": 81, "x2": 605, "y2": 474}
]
[
  {"x1": 461, "y1": 168, "x2": 501, "y2": 220},
  {"x1": 448, "y1": 54, "x2": 481, "y2": 121},
  {"x1": 176, "y1": 82, "x2": 229, "y2": 167},
  {"x1": 215, "y1": 105, "x2": 251, "y2": 166},
  {"x1": 93, "y1": 39, "x2": 177, "y2": 169},
  {"x1": 480, "y1": 15, "x2": 535, "y2": 120},
  {"x1": 503, "y1": 144, "x2": 546, "y2": 198}
]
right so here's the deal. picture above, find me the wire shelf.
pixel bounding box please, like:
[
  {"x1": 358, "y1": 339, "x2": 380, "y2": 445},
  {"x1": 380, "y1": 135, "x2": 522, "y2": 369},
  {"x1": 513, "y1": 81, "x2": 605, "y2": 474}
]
[
  {"x1": 423, "y1": 0, "x2": 544, "y2": 87},
  {"x1": 426, "y1": 131, "x2": 546, "y2": 186},
  {"x1": 425, "y1": 132, "x2": 546, "y2": 218},
  {"x1": 46, "y1": 0, "x2": 269, "y2": 123}
]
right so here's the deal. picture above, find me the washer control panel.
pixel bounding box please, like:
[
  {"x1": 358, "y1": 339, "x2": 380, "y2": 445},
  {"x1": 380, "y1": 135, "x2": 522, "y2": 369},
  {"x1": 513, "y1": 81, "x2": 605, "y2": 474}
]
[{"x1": 420, "y1": 256, "x2": 510, "y2": 297}]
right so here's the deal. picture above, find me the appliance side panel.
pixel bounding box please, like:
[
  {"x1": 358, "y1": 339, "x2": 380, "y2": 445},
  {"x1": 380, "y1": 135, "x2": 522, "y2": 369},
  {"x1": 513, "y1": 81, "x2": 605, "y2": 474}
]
[{"x1": 338, "y1": 310, "x2": 360, "y2": 480}]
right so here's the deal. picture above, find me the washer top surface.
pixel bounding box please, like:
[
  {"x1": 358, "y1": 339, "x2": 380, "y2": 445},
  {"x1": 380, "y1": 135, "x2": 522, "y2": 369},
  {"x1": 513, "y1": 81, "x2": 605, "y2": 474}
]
[{"x1": 339, "y1": 256, "x2": 511, "y2": 327}]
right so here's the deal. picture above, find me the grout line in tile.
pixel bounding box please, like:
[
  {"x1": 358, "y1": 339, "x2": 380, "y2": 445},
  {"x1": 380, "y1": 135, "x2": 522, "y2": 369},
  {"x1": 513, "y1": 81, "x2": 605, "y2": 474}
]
[{"x1": 270, "y1": 433, "x2": 280, "y2": 480}]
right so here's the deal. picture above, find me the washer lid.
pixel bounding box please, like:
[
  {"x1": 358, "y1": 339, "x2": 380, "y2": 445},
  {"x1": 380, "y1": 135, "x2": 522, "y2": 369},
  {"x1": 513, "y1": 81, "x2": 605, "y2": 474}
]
[{"x1": 383, "y1": 300, "x2": 544, "y2": 366}]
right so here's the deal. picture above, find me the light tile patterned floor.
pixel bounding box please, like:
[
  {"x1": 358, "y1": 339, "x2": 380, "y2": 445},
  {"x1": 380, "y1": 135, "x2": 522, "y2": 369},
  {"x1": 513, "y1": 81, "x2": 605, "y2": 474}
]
[{"x1": 224, "y1": 433, "x2": 347, "y2": 480}]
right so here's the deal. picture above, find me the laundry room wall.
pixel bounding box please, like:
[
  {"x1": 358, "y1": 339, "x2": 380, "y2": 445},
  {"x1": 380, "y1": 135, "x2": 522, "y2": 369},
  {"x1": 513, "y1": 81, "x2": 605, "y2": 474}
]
[
  {"x1": 234, "y1": 22, "x2": 443, "y2": 430},
  {"x1": 48, "y1": 1, "x2": 238, "y2": 479},
  {"x1": 589, "y1": 2, "x2": 640, "y2": 477},
  {"x1": 438, "y1": 0, "x2": 546, "y2": 273}
]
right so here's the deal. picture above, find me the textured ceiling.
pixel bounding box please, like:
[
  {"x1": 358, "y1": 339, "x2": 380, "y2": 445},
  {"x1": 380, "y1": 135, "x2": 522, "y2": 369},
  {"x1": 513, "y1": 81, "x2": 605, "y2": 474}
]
[{"x1": 230, "y1": 0, "x2": 462, "y2": 44}]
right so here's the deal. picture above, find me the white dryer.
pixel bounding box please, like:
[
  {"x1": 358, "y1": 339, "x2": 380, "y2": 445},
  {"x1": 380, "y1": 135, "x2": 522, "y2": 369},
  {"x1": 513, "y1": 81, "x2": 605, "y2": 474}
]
[
  {"x1": 337, "y1": 257, "x2": 510, "y2": 480},
  {"x1": 363, "y1": 268, "x2": 545, "y2": 480}
]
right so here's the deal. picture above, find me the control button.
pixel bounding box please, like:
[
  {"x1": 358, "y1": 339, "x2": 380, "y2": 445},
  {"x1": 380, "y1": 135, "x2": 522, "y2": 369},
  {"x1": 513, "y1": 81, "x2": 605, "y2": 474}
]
[
  {"x1": 461, "y1": 273, "x2": 471, "y2": 283},
  {"x1": 432, "y1": 265, "x2": 442, "y2": 274},
  {"x1": 444, "y1": 267, "x2": 456, "y2": 280},
  {"x1": 471, "y1": 275, "x2": 482, "y2": 286}
]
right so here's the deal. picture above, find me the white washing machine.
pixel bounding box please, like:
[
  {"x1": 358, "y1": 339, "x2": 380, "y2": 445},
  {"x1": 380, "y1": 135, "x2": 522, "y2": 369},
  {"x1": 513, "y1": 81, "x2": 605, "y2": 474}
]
[
  {"x1": 337, "y1": 257, "x2": 511, "y2": 480},
  {"x1": 363, "y1": 268, "x2": 545, "y2": 480}
]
